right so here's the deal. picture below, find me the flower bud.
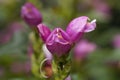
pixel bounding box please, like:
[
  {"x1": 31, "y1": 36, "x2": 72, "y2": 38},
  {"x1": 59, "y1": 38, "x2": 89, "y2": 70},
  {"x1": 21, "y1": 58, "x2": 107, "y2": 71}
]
[
  {"x1": 37, "y1": 24, "x2": 51, "y2": 42},
  {"x1": 46, "y1": 28, "x2": 72, "y2": 57},
  {"x1": 21, "y1": 2, "x2": 42, "y2": 26}
]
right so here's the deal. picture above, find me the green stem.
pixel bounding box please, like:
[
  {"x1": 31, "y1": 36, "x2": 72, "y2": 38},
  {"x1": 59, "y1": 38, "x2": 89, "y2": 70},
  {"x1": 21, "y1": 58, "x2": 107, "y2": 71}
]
[
  {"x1": 30, "y1": 31, "x2": 45, "y2": 78},
  {"x1": 52, "y1": 56, "x2": 71, "y2": 80}
]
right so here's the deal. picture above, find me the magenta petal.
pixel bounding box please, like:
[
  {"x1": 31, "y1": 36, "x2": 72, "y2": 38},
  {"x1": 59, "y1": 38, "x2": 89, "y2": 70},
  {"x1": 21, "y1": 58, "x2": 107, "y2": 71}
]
[
  {"x1": 21, "y1": 3, "x2": 42, "y2": 26},
  {"x1": 66, "y1": 16, "x2": 88, "y2": 42},
  {"x1": 46, "y1": 28, "x2": 72, "y2": 57},
  {"x1": 84, "y1": 19, "x2": 96, "y2": 32},
  {"x1": 37, "y1": 24, "x2": 51, "y2": 42}
]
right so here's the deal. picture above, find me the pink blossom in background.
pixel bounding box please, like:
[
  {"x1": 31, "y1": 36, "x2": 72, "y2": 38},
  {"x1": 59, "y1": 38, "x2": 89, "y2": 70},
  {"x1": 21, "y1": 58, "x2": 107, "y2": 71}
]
[
  {"x1": 74, "y1": 39, "x2": 97, "y2": 60},
  {"x1": 24, "y1": 61, "x2": 31, "y2": 74},
  {"x1": 78, "y1": 0, "x2": 111, "y2": 20},
  {"x1": 27, "y1": 43, "x2": 33, "y2": 57},
  {"x1": 10, "y1": 61, "x2": 31, "y2": 74},
  {"x1": 8, "y1": 22, "x2": 23, "y2": 32},
  {"x1": 0, "y1": 67, "x2": 4, "y2": 77},
  {"x1": 113, "y1": 34, "x2": 120, "y2": 49},
  {"x1": 92, "y1": 0, "x2": 111, "y2": 19},
  {"x1": 10, "y1": 62, "x2": 24, "y2": 74},
  {"x1": 0, "y1": 31, "x2": 11, "y2": 44},
  {"x1": 0, "y1": 22, "x2": 23, "y2": 45}
]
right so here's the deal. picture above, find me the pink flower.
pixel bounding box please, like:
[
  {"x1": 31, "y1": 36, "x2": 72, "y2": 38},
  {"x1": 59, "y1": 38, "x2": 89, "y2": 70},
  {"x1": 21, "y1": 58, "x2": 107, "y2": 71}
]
[
  {"x1": 46, "y1": 28, "x2": 72, "y2": 57},
  {"x1": 37, "y1": 16, "x2": 96, "y2": 57}
]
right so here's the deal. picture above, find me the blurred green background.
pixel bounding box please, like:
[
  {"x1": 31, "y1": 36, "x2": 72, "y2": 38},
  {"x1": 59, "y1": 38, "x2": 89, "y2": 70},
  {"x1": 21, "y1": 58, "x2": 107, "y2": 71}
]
[{"x1": 0, "y1": 0, "x2": 120, "y2": 80}]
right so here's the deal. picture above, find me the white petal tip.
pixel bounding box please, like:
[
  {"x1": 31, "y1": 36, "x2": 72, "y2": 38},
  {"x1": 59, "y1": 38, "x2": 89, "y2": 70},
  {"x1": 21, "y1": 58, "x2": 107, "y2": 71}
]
[{"x1": 91, "y1": 19, "x2": 96, "y2": 23}]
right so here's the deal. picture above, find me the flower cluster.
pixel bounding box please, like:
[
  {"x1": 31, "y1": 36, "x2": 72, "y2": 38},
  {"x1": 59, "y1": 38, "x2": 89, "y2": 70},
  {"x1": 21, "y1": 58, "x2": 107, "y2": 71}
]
[
  {"x1": 21, "y1": 2, "x2": 96, "y2": 80},
  {"x1": 37, "y1": 16, "x2": 96, "y2": 57}
]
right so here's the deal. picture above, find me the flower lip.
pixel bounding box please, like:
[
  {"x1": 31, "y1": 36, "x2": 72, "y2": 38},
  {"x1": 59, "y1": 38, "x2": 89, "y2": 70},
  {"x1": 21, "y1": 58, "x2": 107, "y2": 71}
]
[
  {"x1": 66, "y1": 16, "x2": 89, "y2": 42},
  {"x1": 91, "y1": 19, "x2": 96, "y2": 23},
  {"x1": 66, "y1": 16, "x2": 89, "y2": 33},
  {"x1": 83, "y1": 19, "x2": 96, "y2": 32},
  {"x1": 66, "y1": 16, "x2": 96, "y2": 42},
  {"x1": 46, "y1": 28, "x2": 71, "y2": 45}
]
